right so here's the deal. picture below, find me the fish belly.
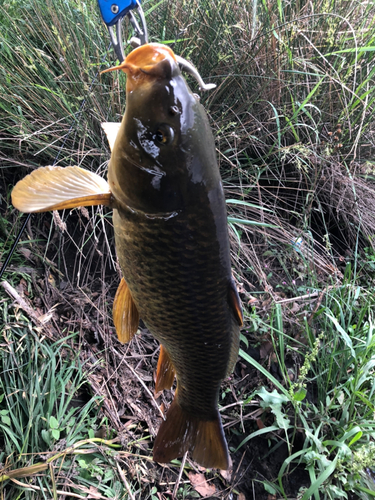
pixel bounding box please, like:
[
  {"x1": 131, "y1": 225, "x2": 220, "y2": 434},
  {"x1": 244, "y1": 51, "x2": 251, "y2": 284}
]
[{"x1": 113, "y1": 206, "x2": 237, "y2": 418}]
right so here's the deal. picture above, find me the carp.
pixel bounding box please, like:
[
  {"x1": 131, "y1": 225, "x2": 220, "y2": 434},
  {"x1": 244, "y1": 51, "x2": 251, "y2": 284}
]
[{"x1": 11, "y1": 43, "x2": 243, "y2": 470}]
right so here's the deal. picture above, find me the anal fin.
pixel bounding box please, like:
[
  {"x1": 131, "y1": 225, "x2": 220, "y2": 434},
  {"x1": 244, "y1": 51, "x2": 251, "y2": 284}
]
[
  {"x1": 11, "y1": 166, "x2": 112, "y2": 213},
  {"x1": 113, "y1": 278, "x2": 140, "y2": 343},
  {"x1": 153, "y1": 395, "x2": 229, "y2": 470},
  {"x1": 155, "y1": 345, "x2": 176, "y2": 393}
]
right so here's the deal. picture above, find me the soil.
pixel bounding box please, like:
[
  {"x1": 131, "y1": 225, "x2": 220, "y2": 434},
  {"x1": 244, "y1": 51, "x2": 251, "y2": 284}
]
[{"x1": 0, "y1": 169, "x2": 312, "y2": 500}]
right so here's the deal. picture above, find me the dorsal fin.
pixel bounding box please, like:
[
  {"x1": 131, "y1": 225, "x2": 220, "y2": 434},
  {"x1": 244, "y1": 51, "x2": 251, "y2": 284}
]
[{"x1": 101, "y1": 122, "x2": 122, "y2": 152}]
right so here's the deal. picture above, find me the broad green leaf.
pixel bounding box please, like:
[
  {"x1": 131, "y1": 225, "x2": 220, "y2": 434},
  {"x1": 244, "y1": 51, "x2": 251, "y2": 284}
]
[
  {"x1": 239, "y1": 349, "x2": 289, "y2": 397},
  {"x1": 233, "y1": 425, "x2": 280, "y2": 452},
  {"x1": 293, "y1": 388, "x2": 307, "y2": 402},
  {"x1": 41, "y1": 429, "x2": 50, "y2": 445},
  {"x1": 51, "y1": 429, "x2": 60, "y2": 440},
  {"x1": 348, "y1": 431, "x2": 363, "y2": 447},
  {"x1": 264, "y1": 483, "x2": 277, "y2": 495},
  {"x1": 257, "y1": 387, "x2": 289, "y2": 406},
  {"x1": 1, "y1": 415, "x2": 11, "y2": 426},
  {"x1": 49, "y1": 416, "x2": 59, "y2": 429},
  {"x1": 326, "y1": 313, "x2": 356, "y2": 359}
]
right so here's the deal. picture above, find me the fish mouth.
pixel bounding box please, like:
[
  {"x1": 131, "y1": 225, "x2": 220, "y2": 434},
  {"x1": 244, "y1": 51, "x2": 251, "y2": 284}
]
[{"x1": 101, "y1": 43, "x2": 177, "y2": 91}]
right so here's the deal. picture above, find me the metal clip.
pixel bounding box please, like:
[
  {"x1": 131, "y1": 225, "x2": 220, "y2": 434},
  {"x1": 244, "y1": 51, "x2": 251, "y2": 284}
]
[
  {"x1": 98, "y1": 0, "x2": 148, "y2": 62},
  {"x1": 108, "y1": 20, "x2": 126, "y2": 62},
  {"x1": 128, "y1": 0, "x2": 148, "y2": 47}
]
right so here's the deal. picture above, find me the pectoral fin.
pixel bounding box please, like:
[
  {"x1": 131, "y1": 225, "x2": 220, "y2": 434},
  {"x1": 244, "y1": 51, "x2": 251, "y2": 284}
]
[
  {"x1": 11, "y1": 166, "x2": 112, "y2": 213},
  {"x1": 113, "y1": 278, "x2": 140, "y2": 343},
  {"x1": 155, "y1": 345, "x2": 176, "y2": 393},
  {"x1": 101, "y1": 123, "x2": 122, "y2": 152}
]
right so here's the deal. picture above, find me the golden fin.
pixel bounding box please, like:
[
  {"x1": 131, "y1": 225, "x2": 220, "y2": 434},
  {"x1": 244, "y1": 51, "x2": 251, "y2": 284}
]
[
  {"x1": 228, "y1": 279, "x2": 243, "y2": 326},
  {"x1": 11, "y1": 166, "x2": 111, "y2": 213},
  {"x1": 101, "y1": 123, "x2": 122, "y2": 152},
  {"x1": 226, "y1": 279, "x2": 242, "y2": 376},
  {"x1": 226, "y1": 316, "x2": 240, "y2": 377},
  {"x1": 153, "y1": 396, "x2": 229, "y2": 470},
  {"x1": 113, "y1": 278, "x2": 140, "y2": 343},
  {"x1": 155, "y1": 345, "x2": 176, "y2": 393}
]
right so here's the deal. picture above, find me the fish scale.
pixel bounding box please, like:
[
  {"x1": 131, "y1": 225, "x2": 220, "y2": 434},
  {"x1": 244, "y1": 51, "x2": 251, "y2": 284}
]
[
  {"x1": 11, "y1": 43, "x2": 243, "y2": 469},
  {"x1": 113, "y1": 205, "x2": 234, "y2": 417}
]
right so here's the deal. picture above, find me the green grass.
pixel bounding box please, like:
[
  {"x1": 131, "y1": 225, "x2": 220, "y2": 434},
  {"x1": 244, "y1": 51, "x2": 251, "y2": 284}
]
[
  {"x1": 1, "y1": 0, "x2": 375, "y2": 498},
  {"x1": 0, "y1": 301, "x2": 129, "y2": 499},
  {"x1": 235, "y1": 266, "x2": 375, "y2": 499}
]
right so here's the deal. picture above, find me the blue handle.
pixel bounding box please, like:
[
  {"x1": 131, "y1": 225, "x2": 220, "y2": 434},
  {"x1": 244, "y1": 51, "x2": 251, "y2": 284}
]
[{"x1": 97, "y1": 0, "x2": 138, "y2": 26}]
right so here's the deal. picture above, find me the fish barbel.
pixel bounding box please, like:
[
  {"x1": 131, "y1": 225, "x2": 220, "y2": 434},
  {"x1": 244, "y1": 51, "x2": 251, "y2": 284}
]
[{"x1": 11, "y1": 43, "x2": 243, "y2": 470}]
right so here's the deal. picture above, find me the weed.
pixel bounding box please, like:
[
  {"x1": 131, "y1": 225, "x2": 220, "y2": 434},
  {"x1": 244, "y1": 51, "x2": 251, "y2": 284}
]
[
  {"x1": 0, "y1": 302, "x2": 128, "y2": 499},
  {"x1": 1, "y1": 0, "x2": 375, "y2": 498},
  {"x1": 237, "y1": 281, "x2": 375, "y2": 499}
]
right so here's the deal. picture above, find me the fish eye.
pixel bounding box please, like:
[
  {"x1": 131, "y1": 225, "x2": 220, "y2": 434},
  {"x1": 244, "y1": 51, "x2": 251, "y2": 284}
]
[{"x1": 154, "y1": 124, "x2": 174, "y2": 145}]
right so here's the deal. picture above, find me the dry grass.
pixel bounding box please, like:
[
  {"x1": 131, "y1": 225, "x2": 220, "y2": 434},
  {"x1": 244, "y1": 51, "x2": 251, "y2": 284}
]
[{"x1": 1, "y1": 0, "x2": 375, "y2": 498}]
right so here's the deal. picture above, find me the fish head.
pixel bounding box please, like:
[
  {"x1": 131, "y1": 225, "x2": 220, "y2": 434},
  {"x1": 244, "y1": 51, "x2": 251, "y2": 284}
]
[{"x1": 103, "y1": 44, "x2": 220, "y2": 215}]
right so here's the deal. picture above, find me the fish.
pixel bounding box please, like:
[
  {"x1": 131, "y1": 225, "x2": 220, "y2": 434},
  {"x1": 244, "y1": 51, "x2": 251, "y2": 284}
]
[{"x1": 11, "y1": 43, "x2": 243, "y2": 470}]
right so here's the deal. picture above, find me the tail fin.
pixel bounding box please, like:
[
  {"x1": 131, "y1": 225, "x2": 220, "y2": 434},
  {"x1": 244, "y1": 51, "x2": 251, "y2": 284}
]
[{"x1": 153, "y1": 397, "x2": 229, "y2": 470}]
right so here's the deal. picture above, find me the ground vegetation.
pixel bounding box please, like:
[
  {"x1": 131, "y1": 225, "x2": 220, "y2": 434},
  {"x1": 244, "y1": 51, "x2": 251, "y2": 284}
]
[{"x1": 1, "y1": 0, "x2": 375, "y2": 498}]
